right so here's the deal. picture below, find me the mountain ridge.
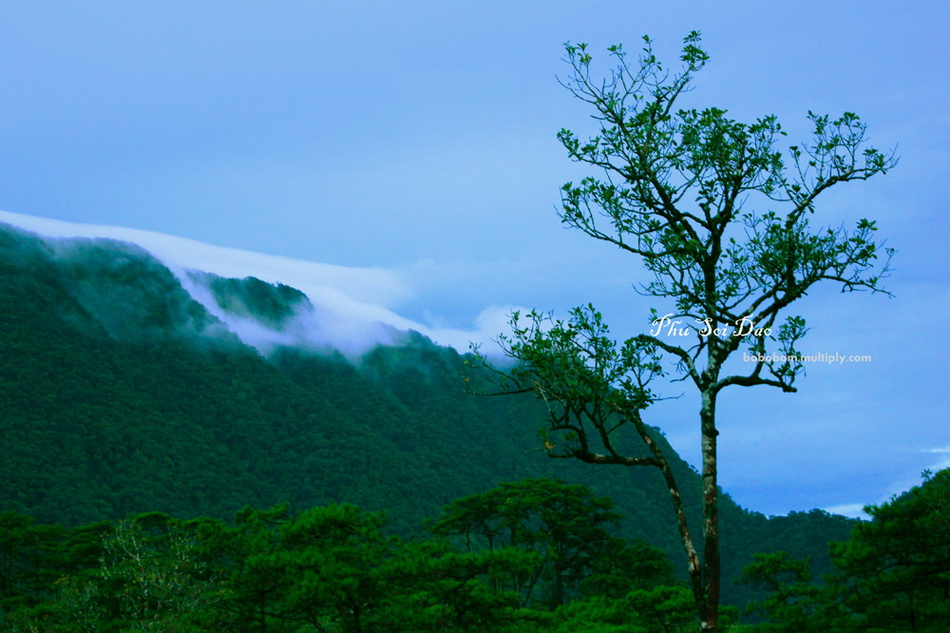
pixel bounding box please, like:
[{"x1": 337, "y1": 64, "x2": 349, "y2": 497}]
[
  {"x1": 0, "y1": 210, "x2": 427, "y2": 353},
  {"x1": 0, "y1": 219, "x2": 856, "y2": 606}
]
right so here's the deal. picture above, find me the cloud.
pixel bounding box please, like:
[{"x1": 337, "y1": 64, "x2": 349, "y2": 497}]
[
  {"x1": 821, "y1": 503, "x2": 870, "y2": 520},
  {"x1": 425, "y1": 304, "x2": 527, "y2": 354},
  {"x1": 0, "y1": 209, "x2": 516, "y2": 355},
  {"x1": 923, "y1": 448, "x2": 950, "y2": 473},
  {"x1": 0, "y1": 209, "x2": 409, "y2": 305}
]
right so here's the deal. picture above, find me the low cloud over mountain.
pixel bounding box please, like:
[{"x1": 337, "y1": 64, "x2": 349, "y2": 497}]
[{"x1": 0, "y1": 210, "x2": 514, "y2": 356}]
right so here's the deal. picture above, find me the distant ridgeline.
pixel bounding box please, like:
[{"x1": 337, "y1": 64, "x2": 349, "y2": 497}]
[{"x1": 0, "y1": 222, "x2": 853, "y2": 605}]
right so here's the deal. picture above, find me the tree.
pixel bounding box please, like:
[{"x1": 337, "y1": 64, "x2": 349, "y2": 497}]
[
  {"x1": 476, "y1": 32, "x2": 896, "y2": 632},
  {"x1": 736, "y1": 472, "x2": 950, "y2": 632},
  {"x1": 279, "y1": 504, "x2": 399, "y2": 633},
  {"x1": 737, "y1": 551, "x2": 827, "y2": 632},
  {"x1": 197, "y1": 503, "x2": 296, "y2": 632},
  {"x1": 5, "y1": 513, "x2": 221, "y2": 633},
  {"x1": 430, "y1": 478, "x2": 628, "y2": 608},
  {"x1": 94, "y1": 513, "x2": 220, "y2": 632},
  {"x1": 0, "y1": 512, "x2": 68, "y2": 614},
  {"x1": 828, "y1": 468, "x2": 950, "y2": 632}
]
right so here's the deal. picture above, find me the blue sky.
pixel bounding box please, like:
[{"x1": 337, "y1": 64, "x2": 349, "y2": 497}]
[{"x1": 2, "y1": 1, "x2": 949, "y2": 517}]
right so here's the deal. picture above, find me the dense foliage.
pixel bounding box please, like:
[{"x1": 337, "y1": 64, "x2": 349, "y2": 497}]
[
  {"x1": 0, "y1": 480, "x2": 675, "y2": 632},
  {"x1": 2, "y1": 471, "x2": 945, "y2": 631},
  {"x1": 738, "y1": 470, "x2": 950, "y2": 632}
]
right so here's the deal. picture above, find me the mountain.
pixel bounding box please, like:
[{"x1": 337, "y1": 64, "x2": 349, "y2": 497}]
[{"x1": 0, "y1": 218, "x2": 854, "y2": 606}]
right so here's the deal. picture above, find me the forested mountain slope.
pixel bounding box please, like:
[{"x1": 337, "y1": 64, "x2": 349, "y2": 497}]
[{"x1": 0, "y1": 223, "x2": 853, "y2": 604}]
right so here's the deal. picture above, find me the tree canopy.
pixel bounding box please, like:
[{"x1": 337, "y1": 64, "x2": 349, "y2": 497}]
[{"x1": 739, "y1": 469, "x2": 950, "y2": 632}]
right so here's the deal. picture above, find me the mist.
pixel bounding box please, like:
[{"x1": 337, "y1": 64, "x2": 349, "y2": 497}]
[{"x1": 0, "y1": 209, "x2": 514, "y2": 356}]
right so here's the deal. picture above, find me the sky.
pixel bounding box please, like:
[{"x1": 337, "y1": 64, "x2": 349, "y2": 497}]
[{"x1": 2, "y1": 1, "x2": 948, "y2": 518}]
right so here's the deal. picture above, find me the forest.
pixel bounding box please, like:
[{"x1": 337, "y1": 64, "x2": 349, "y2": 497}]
[
  {"x1": 0, "y1": 471, "x2": 947, "y2": 632},
  {"x1": 0, "y1": 223, "x2": 946, "y2": 631}
]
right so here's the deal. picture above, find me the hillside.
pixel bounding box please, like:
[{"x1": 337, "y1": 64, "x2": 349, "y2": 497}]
[{"x1": 0, "y1": 222, "x2": 854, "y2": 605}]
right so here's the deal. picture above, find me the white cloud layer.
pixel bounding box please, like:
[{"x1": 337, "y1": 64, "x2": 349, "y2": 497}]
[{"x1": 0, "y1": 209, "x2": 507, "y2": 354}]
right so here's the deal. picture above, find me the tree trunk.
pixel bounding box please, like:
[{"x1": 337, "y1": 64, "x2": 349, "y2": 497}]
[
  {"x1": 700, "y1": 388, "x2": 720, "y2": 633},
  {"x1": 631, "y1": 414, "x2": 704, "y2": 621}
]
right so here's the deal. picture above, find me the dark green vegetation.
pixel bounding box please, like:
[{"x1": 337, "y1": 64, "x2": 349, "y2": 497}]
[
  {"x1": 1, "y1": 473, "x2": 946, "y2": 632},
  {"x1": 2, "y1": 222, "x2": 934, "y2": 630},
  {"x1": 0, "y1": 479, "x2": 680, "y2": 632},
  {"x1": 738, "y1": 469, "x2": 950, "y2": 632},
  {"x1": 192, "y1": 270, "x2": 310, "y2": 330}
]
